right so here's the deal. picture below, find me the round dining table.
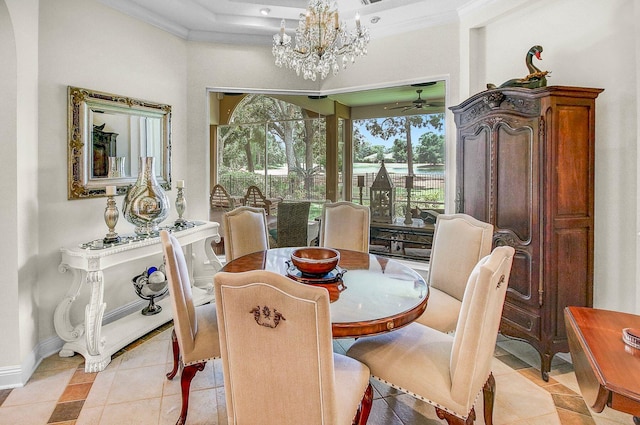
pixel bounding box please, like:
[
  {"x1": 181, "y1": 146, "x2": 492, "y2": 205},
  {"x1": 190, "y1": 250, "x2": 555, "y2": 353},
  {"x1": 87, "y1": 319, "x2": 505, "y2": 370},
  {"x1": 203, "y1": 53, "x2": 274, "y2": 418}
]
[{"x1": 220, "y1": 247, "x2": 429, "y2": 338}]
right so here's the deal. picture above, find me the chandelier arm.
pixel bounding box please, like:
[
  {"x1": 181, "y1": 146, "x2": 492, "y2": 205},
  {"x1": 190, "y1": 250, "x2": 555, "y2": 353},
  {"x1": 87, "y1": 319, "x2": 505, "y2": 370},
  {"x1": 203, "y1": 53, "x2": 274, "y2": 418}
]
[{"x1": 272, "y1": 0, "x2": 369, "y2": 80}]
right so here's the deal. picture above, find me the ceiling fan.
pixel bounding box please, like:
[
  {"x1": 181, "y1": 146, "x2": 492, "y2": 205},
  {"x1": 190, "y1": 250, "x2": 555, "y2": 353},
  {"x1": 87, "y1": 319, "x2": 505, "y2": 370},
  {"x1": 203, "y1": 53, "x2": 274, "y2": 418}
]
[{"x1": 384, "y1": 89, "x2": 444, "y2": 112}]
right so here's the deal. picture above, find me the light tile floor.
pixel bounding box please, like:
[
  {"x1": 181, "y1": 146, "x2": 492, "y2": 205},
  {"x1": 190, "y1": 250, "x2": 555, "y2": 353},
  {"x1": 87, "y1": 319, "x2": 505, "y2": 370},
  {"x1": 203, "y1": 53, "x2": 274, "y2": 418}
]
[{"x1": 0, "y1": 323, "x2": 635, "y2": 425}]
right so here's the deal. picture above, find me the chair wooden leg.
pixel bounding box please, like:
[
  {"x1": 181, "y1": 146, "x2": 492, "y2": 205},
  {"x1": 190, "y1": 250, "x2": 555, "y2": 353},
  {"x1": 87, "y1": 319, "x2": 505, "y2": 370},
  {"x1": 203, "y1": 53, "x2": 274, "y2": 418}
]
[
  {"x1": 353, "y1": 383, "x2": 374, "y2": 425},
  {"x1": 482, "y1": 372, "x2": 496, "y2": 425},
  {"x1": 176, "y1": 362, "x2": 206, "y2": 425},
  {"x1": 166, "y1": 328, "x2": 180, "y2": 380},
  {"x1": 435, "y1": 407, "x2": 476, "y2": 425}
]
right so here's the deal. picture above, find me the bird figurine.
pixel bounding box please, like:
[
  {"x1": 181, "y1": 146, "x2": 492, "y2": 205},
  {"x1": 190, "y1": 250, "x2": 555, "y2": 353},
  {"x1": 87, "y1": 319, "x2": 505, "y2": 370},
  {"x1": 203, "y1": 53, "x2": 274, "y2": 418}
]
[{"x1": 487, "y1": 45, "x2": 550, "y2": 89}]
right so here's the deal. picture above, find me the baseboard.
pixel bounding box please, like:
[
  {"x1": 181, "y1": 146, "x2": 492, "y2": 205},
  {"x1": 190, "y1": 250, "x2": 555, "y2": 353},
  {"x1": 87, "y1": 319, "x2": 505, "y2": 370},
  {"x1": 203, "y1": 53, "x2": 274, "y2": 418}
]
[
  {"x1": 0, "y1": 298, "x2": 155, "y2": 389},
  {"x1": 0, "y1": 338, "x2": 48, "y2": 390}
]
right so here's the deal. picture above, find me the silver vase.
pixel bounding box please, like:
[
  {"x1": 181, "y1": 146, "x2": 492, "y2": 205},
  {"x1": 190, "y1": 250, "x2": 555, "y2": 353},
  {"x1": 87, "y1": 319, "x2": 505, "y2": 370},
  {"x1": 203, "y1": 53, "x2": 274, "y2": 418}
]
[
  {"x1": 122, "y1": 157, "x2": 170, "y2": 236},
  {"x1": 107, "y1": 156, "x2": 126, "y2": 178}
]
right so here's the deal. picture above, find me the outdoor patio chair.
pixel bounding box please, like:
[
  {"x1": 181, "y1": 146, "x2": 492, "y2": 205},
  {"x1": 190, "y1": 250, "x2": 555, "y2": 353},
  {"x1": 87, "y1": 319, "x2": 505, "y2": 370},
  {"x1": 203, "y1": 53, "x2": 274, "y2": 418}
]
[{"x1": 271, "y1": 201, "x2": 311, "y2": 248}]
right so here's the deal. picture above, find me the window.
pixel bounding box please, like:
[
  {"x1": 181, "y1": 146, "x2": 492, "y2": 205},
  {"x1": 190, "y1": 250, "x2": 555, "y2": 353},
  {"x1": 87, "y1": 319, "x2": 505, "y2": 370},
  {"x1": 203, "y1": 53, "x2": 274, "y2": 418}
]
[
  {"x1": 352, "y1": 113, "x2": 445, "y2": 215},
  {"x1": 216, "y1": 94, "x2": 327, "y2": 217},
  {"x1": 212, "y1": 81, "x2": 447, "y2": 219}
]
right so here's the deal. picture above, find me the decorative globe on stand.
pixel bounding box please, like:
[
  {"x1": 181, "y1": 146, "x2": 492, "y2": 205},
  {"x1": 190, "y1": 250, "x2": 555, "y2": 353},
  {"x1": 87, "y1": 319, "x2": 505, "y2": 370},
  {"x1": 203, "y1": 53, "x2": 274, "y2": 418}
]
[
  {"x1": 132, "y1": 265, "x2": 168, "y2": 315},
  {"x1": 122, "y1": 156, "x2": 170, "y2": 236}
]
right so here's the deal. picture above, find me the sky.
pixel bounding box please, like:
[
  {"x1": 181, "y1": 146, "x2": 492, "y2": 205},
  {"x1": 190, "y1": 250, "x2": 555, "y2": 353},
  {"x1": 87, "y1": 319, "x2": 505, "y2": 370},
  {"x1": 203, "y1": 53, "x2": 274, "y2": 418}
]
[{"x1": 353, "y1": 116, "x2": 444, "y2": 149}]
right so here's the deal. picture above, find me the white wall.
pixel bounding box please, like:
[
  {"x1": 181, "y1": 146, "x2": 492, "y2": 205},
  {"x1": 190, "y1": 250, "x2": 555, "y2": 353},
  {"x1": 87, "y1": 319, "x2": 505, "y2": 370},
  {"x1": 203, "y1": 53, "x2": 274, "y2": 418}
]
[
  {"x1": 0, "y1": 0, "x2": 40, "y2": 385},
  {"x1": 461, "y1": 0, "x2": 639, "y2": 311},
  {"x1": 0, "y1": 0, "x2": 21, "y2": 371},
  {"x1": 34, "y1": 0, "x2": 188, "y2": 370}
]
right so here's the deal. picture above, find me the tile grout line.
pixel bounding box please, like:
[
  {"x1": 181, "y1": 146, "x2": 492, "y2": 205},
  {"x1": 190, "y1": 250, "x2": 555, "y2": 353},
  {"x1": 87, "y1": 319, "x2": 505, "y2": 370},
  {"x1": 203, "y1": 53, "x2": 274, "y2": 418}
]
[
  {"x1": 46, "y1": 322, "x2": 174, "y2": 424},
  {"x1": 3, "y1": 323, "x2": 600, "y2": 425},
  {"x1": 495, "y1": 351, "x2": 596, "y2": 425}
]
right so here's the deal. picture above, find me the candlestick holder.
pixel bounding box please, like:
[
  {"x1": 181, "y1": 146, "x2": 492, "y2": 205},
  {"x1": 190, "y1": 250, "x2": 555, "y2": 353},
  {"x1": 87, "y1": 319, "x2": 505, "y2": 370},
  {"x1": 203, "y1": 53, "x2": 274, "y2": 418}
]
[
  {"x1": 103, "y1": 194, "x2": 121, "y2": 244},
  {"x1": 174, "y1": 187, "x2": 187, "y2": 227},
  {"x1": 404, "y1": 176, "x2": 413, "y2": 225},
  {"x1": 404, "y1": 188, "x2": 413, "y2": 225}
]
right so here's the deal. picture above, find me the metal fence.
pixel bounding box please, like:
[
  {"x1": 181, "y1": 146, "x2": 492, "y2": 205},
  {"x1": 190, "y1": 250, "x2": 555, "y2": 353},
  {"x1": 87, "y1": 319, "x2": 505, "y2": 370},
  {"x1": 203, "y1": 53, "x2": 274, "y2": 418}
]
[
  {"x1": 352, "y1": 172, "x2": 445, "y2": 214},
  {"x1": 217, "y1": 172, "x2": 444, "y2": 213}
]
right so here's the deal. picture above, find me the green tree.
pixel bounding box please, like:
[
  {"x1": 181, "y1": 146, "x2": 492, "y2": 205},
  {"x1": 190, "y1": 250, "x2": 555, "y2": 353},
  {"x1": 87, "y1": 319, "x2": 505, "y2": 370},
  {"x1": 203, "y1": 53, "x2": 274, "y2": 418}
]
[
  {"x1": 391, "y1": 138, "x2": 408, "y2": 162},
  {"x1": 364, "y1": 113, "x2": 444, "y2": 175},
  {"x1": 223, "y1": 94, "x2": 325, "y2": 176},
  {"x1": 415, "y1": 132, "x2": 445, "y2": 164},
  {"x1": 219, "y1": 124, "x2": 260, "y2": 172},
  {"x1": 354, "y1": 138, "x2": 379, "y2": 162},
  {"x1": 372, "y1": 145, "x2": 385, "y2": 162}
]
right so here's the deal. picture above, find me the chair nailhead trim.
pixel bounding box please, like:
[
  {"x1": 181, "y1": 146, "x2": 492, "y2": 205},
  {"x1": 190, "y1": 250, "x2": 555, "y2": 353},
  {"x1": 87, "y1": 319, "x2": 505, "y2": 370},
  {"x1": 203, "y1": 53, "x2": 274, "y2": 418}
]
[
  {"x1": 371, "y1": 375, "x2": 468, "y2": 420},
  {"x1": 184, "y1": 356, "x2": 219, "y2": 367}
]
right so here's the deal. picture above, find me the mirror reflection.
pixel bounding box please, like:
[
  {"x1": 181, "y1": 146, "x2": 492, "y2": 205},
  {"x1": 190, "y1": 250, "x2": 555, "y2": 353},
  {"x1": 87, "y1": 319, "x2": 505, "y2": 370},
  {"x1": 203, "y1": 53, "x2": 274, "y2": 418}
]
[{"x1": 68, "y1": 86, "x2": 171, "y2": 199}]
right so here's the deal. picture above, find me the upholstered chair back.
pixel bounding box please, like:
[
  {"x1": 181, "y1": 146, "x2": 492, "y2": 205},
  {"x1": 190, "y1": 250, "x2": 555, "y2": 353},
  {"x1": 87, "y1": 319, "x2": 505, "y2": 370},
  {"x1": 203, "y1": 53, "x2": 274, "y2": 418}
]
[
  {"x1": 449, "y1": 246, "x2": 515, "y2": 410},
  {"x1": 223, "y1": 206, "x2": 270, "y2": 261},
  {"x1": 161, "y1": 231, "x2": 199, "y2": 362},
  {"x1": 275, "y1": 201, "x2": 310, "y2": 247},
  {"x1": 428, "y1": 213, "x2": 494, "y2": 301},
  {"x1": 161, "y1": 230, "x2": 221, "y2": 424},
  {"x1": 214, "y1": 270, "x2": 340, "y2": 424},
  {"x1": 320, "y1": 201, "x2": 370, "y2": 253}
]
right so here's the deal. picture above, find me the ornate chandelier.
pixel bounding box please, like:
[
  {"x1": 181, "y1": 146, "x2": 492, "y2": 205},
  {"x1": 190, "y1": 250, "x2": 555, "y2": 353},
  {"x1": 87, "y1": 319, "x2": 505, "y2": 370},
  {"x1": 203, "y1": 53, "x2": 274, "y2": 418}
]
[{"x1": 272, "y1": 0, "x2": 370, "y2": 81}]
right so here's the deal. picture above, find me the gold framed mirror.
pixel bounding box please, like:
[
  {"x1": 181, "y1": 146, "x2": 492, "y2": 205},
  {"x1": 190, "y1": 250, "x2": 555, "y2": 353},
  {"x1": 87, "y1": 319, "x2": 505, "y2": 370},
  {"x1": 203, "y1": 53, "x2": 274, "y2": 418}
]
[{"x1": 67, "y1": 86, "x2": 172, "y2": 199}]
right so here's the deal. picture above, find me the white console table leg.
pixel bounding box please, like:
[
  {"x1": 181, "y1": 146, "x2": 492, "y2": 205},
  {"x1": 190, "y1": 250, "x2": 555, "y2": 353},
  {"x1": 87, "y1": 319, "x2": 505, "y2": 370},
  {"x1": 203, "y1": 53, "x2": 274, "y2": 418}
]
[
  {"x1": 204, "y1": 234, "x2": 223, "y2": 272},
  {"x1": 85, "y1": 270, "x2": 106, "y2": 356},
  {"x1": 54, "y1": 264, "x2": 86, "y2": 355},
  {"x1": 55, "y1": 267, "x2": 111, "y2": 371},
  {"x1": 56, "y1": 222, "x2": 220, "y2": 372}
]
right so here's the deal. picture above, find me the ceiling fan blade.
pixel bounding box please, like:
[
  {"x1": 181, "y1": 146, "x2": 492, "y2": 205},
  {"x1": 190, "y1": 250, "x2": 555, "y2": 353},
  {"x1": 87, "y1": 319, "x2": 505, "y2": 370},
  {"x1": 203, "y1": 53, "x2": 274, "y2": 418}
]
[{"x1": 385, "y1": 104, "x2": 411, "y2": 110}]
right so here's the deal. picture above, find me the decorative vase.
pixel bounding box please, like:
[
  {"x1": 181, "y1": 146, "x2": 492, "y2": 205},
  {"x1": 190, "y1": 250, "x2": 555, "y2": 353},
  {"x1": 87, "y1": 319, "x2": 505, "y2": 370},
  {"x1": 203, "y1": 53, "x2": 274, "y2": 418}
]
[
  {"x1": 122, "y1": 157, "x2": 170, "y2": 236},
  {"x1": 107, "y1": 156, "x2": 126, "y2": 178}
]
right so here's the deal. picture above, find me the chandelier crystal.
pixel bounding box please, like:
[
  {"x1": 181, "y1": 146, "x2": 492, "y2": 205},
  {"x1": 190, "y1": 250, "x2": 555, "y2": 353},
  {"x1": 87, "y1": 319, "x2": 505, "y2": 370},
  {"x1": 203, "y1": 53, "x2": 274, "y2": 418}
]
[{"x1": 272, "y1": 0, "x2": 370, "y2": 81}]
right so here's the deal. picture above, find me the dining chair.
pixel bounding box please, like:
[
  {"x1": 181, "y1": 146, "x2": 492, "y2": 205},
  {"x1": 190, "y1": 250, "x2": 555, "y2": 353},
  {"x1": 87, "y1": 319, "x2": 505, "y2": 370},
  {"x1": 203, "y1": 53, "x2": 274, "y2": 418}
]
[
  {"x1": 319, "y1": 201, "x2": 370, "y2": 253},
  {"x1": 223, "y1": 206, "x2": 270, "y2": 262},
  {"x1": 271, "y1": 201, "x2": 311, "y2": 247},
  {"x1": 214, "y1": 269, "x2": 373, "y2": 425},
  {"x1": 346, "y1": 246, "x2": 515, "y2": 425},
  {"x1": 160, "y1": 230, "x2": 221, "y2": 425},
  {"x1": 415, "y1": 213, "x2": 493, "y2": 333}
]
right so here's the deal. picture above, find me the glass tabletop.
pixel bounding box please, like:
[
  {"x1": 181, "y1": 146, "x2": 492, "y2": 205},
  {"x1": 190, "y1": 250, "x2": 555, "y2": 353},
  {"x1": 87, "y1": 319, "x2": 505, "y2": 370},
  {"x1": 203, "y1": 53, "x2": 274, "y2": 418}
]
[{"x1": 221, "y1": 247, "x2": 429, "y2": 338}]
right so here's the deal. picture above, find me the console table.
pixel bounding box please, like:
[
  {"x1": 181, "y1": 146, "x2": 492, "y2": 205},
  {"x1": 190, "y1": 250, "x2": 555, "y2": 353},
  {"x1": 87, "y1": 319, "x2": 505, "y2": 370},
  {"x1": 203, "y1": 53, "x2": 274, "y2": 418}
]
[
  {"x1": 370, "y1": 218, "x2": 434, "y2": 261},
  {"x1": 54, "y1": 221, "x2": 221, "y2": 372}
]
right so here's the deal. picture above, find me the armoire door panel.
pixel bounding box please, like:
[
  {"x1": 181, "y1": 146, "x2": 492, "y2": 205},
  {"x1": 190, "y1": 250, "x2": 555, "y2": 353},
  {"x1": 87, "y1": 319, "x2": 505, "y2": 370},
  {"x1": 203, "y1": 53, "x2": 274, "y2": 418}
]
[
  {"x1": 554, "y1": 106, "x2": 591, "y2": 217},
  {"x1": 553, "y1": 228, "x2": 591, "y2": 338},
  {"x1": 501, "y1": 302, "x2": 541, "y2": 339},
  {"x1": 460, "y1": 128, "x2": 490, "y2": 220},
  {"x1": 495, "y1": 124, "x2": 534, "y2": 242},
  {"x1": 503, "y1": 248, "x2": 535, "y2": 302}
]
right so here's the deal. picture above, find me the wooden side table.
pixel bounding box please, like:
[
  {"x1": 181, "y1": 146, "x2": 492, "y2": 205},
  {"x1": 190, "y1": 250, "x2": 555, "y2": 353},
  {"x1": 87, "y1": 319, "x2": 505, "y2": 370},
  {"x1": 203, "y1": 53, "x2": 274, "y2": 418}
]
[
  {"x1": 369, "y1": 218, "x2": 434, "y2": 261},
  {"x1": 565, "y1": 306, "x2": 640, "y2": 422}
]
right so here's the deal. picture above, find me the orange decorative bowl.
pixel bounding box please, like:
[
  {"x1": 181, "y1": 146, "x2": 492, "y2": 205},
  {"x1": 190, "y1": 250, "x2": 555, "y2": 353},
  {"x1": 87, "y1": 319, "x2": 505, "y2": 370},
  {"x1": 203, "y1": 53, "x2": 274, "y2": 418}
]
[{"x1": 290, "y1": 247, "x2": 340, "y2": 276}]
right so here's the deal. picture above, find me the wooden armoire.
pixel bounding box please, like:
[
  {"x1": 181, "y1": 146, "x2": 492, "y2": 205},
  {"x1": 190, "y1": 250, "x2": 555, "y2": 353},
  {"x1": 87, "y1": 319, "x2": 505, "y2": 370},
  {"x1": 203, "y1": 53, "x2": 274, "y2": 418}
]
[{"x1": 450, "y1": 86, "x2": 603, "y2": 380}]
